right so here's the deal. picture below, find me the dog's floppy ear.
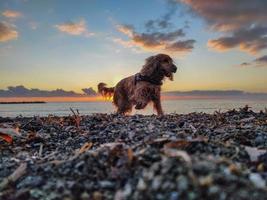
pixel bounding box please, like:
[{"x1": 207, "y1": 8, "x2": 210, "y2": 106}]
[
  {"x1": 145, "y1": 56, "x2": 155, "y2": 63},
  {"x1": 141, "y1": 56, "x2": 160, "y2": 76}
]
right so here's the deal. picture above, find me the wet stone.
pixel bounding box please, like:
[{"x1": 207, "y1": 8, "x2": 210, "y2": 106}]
[
  {"x1": 0, "y1": 108, "x2": 267, "y2": 199},
  {"x1": 17, "y1": 176, "x2": 44, "y2": 188}
]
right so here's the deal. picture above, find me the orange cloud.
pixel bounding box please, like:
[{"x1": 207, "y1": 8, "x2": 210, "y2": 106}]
[
  {"x1": 113, "y1": 1, "x2": 196, "y2": 55},
  {"x1": 2, "y1": 10, "x2": 22, "y2": 18},
  {"x1": 116, "y1": 25, "x2": 134, "y2": 37},
  {"x1": 112, "y1": 38, "x2": 135, "y2": 48},
  {"x1": 55, "y1": 19, "x2": 94, "y2": 36},
  {"x1": 207, "y1": 26, "x2": 267, "y2": 54},
  {"x1": 0, "y1": 21, "x2": 18, "y2": 42},
  {"x1": 115, "y1": 24, "x2": 195, "y2": 54},
  {"x1": 179, "y1": 0, "x2": 267, "y2": 32},
  {"x1": 179, "y1": 0, "x2": 267, "y2": 55}
]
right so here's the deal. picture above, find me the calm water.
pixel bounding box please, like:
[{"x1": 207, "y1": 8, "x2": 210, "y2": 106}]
[{"x1": 0, "y1": 99, "x2": 267, "y2": 117}]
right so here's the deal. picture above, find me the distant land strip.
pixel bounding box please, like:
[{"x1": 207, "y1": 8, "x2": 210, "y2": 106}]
[{"x1": 0, "y1": 101, "x2": 46, "y2": 104}]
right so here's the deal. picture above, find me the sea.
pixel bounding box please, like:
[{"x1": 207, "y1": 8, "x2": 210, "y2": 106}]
[{"x1": 0, "y1": 99, "x2": 267, "y2": 117}]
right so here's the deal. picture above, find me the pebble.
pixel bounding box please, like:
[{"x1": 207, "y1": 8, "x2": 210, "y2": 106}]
[
  {"x1": 0, "y1": 107, "x2": 267, "y2": 199},
  {"x1": 137, "y1": 178, "x2": 146, "y2": 191},
  {"x1": 249, "y1": 173, "x2": 266, "y2": 188}
]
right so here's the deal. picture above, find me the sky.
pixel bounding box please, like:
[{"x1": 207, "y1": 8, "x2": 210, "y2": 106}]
[{"x1": 0, "y1": 0, "x2": 267, "y2": 96}]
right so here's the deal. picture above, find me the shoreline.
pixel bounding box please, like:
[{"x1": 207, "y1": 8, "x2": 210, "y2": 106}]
[
  {"x1": 1, "y1": 96, "x2": 267, "y2": 103},
  {"x1": 0, "y1": 108, "x2": 267, "y2": 199},
  {"x1": 0, "y1": 101, "x2": 46, "y2": 104}
]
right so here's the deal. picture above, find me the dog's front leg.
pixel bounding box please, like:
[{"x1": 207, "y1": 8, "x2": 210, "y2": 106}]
[{"x1": 152, "y1": 98, "x2": 164, "y2": 115}]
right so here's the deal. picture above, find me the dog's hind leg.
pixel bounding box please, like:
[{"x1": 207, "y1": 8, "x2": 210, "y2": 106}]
[
  {"x1": 135, "y1": 101, "x2": 148, "y2": 110},
  {"x1": 118, "y1": 102, "x2": 132, "y2": 114},
  {"x1": 113, "y1": 90, "x2": 132, "y2": 115}
]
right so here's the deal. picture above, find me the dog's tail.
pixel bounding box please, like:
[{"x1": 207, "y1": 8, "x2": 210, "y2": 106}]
[{"x1": 97, "y1": 82, "x2": 115, "y2": 99}]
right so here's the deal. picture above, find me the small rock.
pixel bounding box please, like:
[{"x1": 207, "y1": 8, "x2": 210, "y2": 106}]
[
  {"x1": 17, "y1": 176, "x2": 43, "y2": 188},
  {"x1": 137, "y1": 178, "x2": 146, "y2": 191},
  {"x1": 177, "y1": 175, "x2": 188, "y2": 191},
  {"x1": 99, "y1": 181, "x2": 115, "y2": 189},
  {"x1": 249, "y1": 173, "x2": 266, "y2": 188},
  {"x1": 170, "y1": 192, "x2": 179, "y2": 200},
  {"x1": 92, "y1": 191, "x2": 102, "y2": 200}
]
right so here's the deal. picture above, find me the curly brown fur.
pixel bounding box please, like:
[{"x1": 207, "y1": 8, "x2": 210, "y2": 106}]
[{"x1": 98, "y1": 54, "x2": 177, "y2": 115}]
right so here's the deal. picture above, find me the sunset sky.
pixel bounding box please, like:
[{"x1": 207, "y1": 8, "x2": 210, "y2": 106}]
[{"x1": 1, "y1": 0, "x2": 267, "y2": 95}]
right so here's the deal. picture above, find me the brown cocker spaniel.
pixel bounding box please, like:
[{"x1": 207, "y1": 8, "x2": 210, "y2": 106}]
[{"x1": 98, "y1": 54, "x2": 177, "y2": 115}]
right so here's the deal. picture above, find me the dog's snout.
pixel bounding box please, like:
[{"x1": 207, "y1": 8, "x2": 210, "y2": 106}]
[{"x1": 172, "y1": 65, "x2": 177, "y2": 73}]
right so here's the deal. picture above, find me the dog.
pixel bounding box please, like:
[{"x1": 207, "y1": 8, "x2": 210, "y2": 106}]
[{"x1": 98, "y1": 54, "x2": 177, "y2": 115}]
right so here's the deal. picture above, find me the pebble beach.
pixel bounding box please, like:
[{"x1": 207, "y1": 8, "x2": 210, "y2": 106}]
[{"x1": 1, "y1": 106, "x2": 267, "y2": 199}]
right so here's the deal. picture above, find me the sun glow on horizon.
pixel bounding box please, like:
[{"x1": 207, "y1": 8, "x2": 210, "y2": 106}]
[
  {"x1": 0, "y1": 95, "x2": 225, "y2": 103},
  {"x1": 0, "y1": 96, "x2": 108, "y2": 103}
]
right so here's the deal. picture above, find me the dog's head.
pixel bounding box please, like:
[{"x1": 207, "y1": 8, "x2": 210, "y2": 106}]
[{"x1": 141, "y1": 54, "x2": 177, "y2": 81}]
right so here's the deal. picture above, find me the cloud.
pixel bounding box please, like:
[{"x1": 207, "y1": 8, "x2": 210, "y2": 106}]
[
  {"x1": 145, "y1": 0, "x2": 178, "y2": 31},
  {"x1": 238, "y1": 55, "x2": 267, "y2": 67},
  {"x1": 239, "y1": 62, "x2": 251, "y2": 67},
  {"x1": 2, "y1": 10, "x2": 22, "y2": 18},
  {"x1": 255, "y1": 55, "x2": 267, "y2": 64},
  {"x1": 165, "y1": 39, "x2": 195, "y2": 52},
  {"x1": 113, "y1": 1, "x2": 195, "y2": 55},
  {"x1": 178, "y1": 0, "x2": 267, "y2": 54},
  {"x1": 207, "y1": 26, "x2": 267, "y2": 54},
  {"x1": 116, "y1": 24, "x2": 134, "y2": 37},
  {"x1": 115, "y1": 24, "x2": 195, "y2": 54},
  {"x1": 112, "y1": 38, "x2": 135, "y2": 48},
  {"x1": 252, "y1": 55, "x2": 267, "y2": 67},
  {"x1": 179, "y1": 0, "x2": 267, "y2": 32},
  {"x1": 81, "y1": 87, "x2": 97, "y2": 96},
  {"x1": 55, "y1": 19, "x2": 94, "y2": 36},
  {"x1": 0, "y1": 85, "x2": 97, "y2": 97},
  {"x1": 0, "y1": 21, "x2": 18, "y2": 42}
]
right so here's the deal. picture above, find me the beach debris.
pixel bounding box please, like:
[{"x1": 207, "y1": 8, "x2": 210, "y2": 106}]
[
  {"x1": 189, "y1": 124, "x2": 197, "y2": 133},
  {"x1": 249, "y1": 173, "x2": 266, "y2": 188},
  {"x1": 0, "y1": 163, "x2": 27, "y2": 190},
  {"x1": 245, "y1": 146, "x2": 267, "y2": 162},
  {"x1": 127, "y1": 148, "x2": 134, "y2": 164},
  {"x1": 77, "y1": 142, "x2": 93, "y2": 154},
  {"x1": 0, "y1": 108, "x2": 267, "y2": 199},
  {"x1": 0, "y1": 127, "x2": 21, "y2": 143},
  {"x1": 70, "y1": 107, "x2": 81, "y2": 128},
  {"x1": 240, "y1": 116, "x2": 255, "y2": 123},
  {"x1": 38, "y1": 143, "x2": 43, "y2": 157},
  {"x1": 163, "y1": 146, "x2": 192, "y2": 164},
  {"x1": 240, "y1": 105, "x2": 251, "y2": 113}
]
